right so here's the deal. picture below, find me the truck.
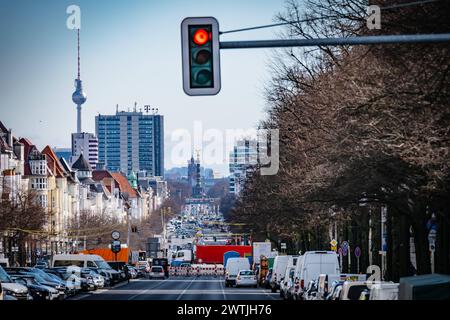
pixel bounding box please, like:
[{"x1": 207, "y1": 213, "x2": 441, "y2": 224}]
[
  {"x1": 195, "y1": 245, "x2": 252, "y2": 264},
  {"x1": 171, "y1": 249, "x2": 194, "y2": 266}
]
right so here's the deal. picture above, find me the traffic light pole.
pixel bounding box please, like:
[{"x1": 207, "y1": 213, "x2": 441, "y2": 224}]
[{"x1": 219, "y1": 33, "x2": 450, "y2": 49}]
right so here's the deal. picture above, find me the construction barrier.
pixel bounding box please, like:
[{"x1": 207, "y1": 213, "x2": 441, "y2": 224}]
[{"x1": 168, "y1": 264, "x2": 225, "y2": 277}]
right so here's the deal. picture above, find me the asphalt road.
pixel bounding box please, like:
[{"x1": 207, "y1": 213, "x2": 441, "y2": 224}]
[{"x1": 71, "y1": 276, "x2": 280, "y2": 300}]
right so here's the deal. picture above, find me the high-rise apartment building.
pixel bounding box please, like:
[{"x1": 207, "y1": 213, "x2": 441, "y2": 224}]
[
  {"x1": 95, "y1": 108, "x2": 164, "y2": 176},
  {"x1": 70, "y1": 132, "x2": 99, "y2": 170},
  {"x1": 229, "y1": 139, "x2": 260, "y2": 195}
]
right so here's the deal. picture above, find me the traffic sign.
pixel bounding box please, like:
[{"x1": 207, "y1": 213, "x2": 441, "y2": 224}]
[
  {"x1": 355, "y1": 246, "x2": 361, "y2": 258},
  {"x1": 330, "y1": 239, "x2": 337, "y2": 247},
  {"x1": 281, "y1": 243, "x2": 287, "y2": 249},
  {"x1": 341, "y1": 241, "x2": 349, "y2": 250},
  {"x1": 331, "y1": 245, "x2": 337, "y2": 252},
  {"x1": 111, "y1": 240, "x2": 121, "y2": 254}
]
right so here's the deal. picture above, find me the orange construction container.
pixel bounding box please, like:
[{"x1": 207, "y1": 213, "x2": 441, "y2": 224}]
[{"x1": 82, "y1": 248, "x2": 129, "y2": 263}]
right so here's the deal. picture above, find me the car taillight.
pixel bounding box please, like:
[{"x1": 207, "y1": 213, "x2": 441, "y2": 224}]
[{"x1": 301, "y1": 279, "x2": 304, "y2": 289}]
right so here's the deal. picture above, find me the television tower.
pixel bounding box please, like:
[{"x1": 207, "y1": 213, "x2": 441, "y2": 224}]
[{"x1": 72, "y1": 29, "x2": 87, "y2": 134}]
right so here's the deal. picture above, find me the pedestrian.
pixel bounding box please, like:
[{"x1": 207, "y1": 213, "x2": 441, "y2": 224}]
[{"x1": 123, "y1": 264, "x2": 130, "y2": 284}]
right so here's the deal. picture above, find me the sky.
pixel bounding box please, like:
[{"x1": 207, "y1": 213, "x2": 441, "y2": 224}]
[{"x1": 0, "y1": 0, "x2": 288, "y2": 176}]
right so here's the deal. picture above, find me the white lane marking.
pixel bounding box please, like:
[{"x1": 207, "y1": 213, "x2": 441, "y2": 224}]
[
  {"x1": 176, "y1": 277, "x2": 196, "y2": 301},
  {"x1": 219, "y1": 279, "x2": 227, "y2": 301},
  {"x1": 127, "y1": 280, "x2": 167, "y2": 300}
]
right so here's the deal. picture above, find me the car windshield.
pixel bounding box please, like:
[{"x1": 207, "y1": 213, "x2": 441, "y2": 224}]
[
  {"x1": 0, "y1": 266, "x2": 12, "y2": 283},
  {"x1": 239, "y1": 271, "x2": 254, "y2": 276},
  {"x1": 28, "y1": 273, "x2": 47, "y2": 283},
  {"x1": 33, "y1": 268, "x2": 58, "y2": 282},
  {"x1": 95, "y1": 261, "x2": 112, "y2": 269},
  {"x1": 348, "y1": 285, "x2": 368, "y2": 300}
]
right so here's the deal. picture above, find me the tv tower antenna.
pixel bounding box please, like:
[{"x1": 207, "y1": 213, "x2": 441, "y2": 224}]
[{"x1": 72, "y1": 28, "x2": 87, "y2": 134}]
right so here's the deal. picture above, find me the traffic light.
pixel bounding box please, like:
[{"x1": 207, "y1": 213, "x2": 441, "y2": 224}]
[{"x1": 181, "y1": 17, "x2": 221, "y2": 95}]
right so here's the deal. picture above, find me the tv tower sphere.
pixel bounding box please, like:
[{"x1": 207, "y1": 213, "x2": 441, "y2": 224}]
[{"x1": 72, "y1": 79, "x2": 87, "y2": 105}]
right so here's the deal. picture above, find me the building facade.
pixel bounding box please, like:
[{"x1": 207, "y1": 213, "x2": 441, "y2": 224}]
[
  {"x1": 70, "y1": 132, "x2": 99, "y2": 169},
  {"x1": 96, "y1": 108, "x2": 164, "y2": 176},
  {"x1": 229, "y1": 139, "x2": 260, "y2": 195}
]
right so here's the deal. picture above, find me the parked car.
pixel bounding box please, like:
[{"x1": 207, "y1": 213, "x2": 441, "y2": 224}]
[
  {"x1": 127, "y1": 266, "x2": 138, "y2": 279},
  {"x1": 0, "y1": 265, "x2": 30, "y2": 300},
  {"x1": 149, "y1": 266, "x2": 166, "y2": 279},
  {"x1": 86, "y1": 267, "x2": 113, "y2": 287},
  {"x1": 303, "y1": 279, "x2": 319, "y2": 300},
  {"x1": 270, "y1": 255, "x2": 290, "y2": 293},
  {"x1": 5, "y1": 267, "x2": 69, "y2": 298},
  {"x1": 326, "y1": 280, "x2": 345, "y2": 300},
  {"x1": 12, "y1": 275, "x2": 60, "y2": 300},
  {"x1": 280, "y1": 256, "x2": 299, "y2": 300},
  {"x1": 5, "y1": 267, "x2": 67, "y2": 299},
  {"x1": 317, "y1": 273, "x2": 367, "y2": 300},
  {"x1": 136, "y1": 261, "x2": 151, "y2": 273},
  {"x1": 52, "y1": 254, "x2": 121, "y2": 285},
  {"x1": 340, "y1": 281, "x2": 370, "y2": 300},
  {"x1": 45, "y1": 267, "x2": 92, "y2": 292},
  {"x1": 225, "y1": 258, "x2": 250, "y2": 287},
  {"x1": 34, "y1": 261, "x2": 49, "y2": 269},
  {"x1": 369, "y1": 282, "x2": 399, "y2": 300},
  {"x1": 235, "y1": 270, "x2": 257, "y2": 288}
]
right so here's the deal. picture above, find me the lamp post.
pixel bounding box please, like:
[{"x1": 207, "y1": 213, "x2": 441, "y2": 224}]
[{"x1": 125, "y1": 202, "x2": 131, "y2": 263}]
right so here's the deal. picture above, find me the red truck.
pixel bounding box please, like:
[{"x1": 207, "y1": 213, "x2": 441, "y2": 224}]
[{"x1": 195, "y1": 245, "x2": 252, "y2": 264}]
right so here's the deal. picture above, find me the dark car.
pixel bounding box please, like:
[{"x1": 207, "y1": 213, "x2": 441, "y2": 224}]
[
  {"x1": 11, "y1": 275, "x2": 60, "y2": 300},
  {"x1": 44, "y1": 268, "x2": 92, "y2": 292},
  {"x1": 5, "y1": 268, "x2": 67, "y2": 299}
]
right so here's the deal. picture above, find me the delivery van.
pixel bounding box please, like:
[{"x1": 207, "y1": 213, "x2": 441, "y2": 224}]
[
  {"x1": 225, "y1": 257, "x2": 250, "y2": 287},
  {"x1": 270, "y1": 255, "x2": 290, "y2": 292},
  {"x1": 293, "y1": 251, "x2": 340, "y2": 300}
]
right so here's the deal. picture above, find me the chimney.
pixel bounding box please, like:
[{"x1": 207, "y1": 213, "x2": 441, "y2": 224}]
[{"x1": 7, "y1": 129, "x2": 13, "y2": 148}]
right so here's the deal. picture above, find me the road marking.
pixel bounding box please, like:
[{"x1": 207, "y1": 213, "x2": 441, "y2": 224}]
[
  {"x1": 176, "y1": 277, "x2": 196, "y2": 301},
  {"x1": 219, "y1": 278, "x2": 227, "y2": 301},
  {"x1": 127, "y1": 280, "x2": 167, "y2": 300}
]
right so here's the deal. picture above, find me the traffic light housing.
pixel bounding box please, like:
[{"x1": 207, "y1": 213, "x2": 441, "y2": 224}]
[{"x1": 181, "y1": 17, "x2": 221, "y2": 96}]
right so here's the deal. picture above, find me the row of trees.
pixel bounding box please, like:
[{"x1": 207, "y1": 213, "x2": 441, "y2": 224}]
[
  {"x1": 0, "y1": 190, "x2": 47, "y2": 265},
  {"x1": 230, "y1": 0, "x2": 450, "y2": 280}
]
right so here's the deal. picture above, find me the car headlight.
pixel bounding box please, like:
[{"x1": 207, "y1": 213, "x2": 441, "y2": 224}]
[{"x1": 3, "y1": 288, "x2": 14, "y2": 296}]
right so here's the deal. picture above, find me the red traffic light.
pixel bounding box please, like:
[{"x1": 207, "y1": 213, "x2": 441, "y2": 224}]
[{"x1": 193, "y1": 29, "x2": 210, "y2": 45}]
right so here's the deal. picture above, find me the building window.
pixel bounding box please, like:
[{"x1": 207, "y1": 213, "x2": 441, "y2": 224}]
[{"x1": 38, "y1": 194, "x2": 48, "y2": 208}]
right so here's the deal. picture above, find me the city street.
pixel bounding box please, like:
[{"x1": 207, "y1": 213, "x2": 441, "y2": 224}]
[{"x1": 70, "y1": 277, "x2": 279, "y2": 301}]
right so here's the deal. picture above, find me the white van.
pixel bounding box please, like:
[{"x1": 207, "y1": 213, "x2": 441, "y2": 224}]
[
  {"x1": 282, "y1": 255, "x2": 299, "y2": 299},
  {"x1": 293, "y1": 251, "x2": 340, "y2": 300},
  {"x1": 52, "y1": 254, "x2": 111, "y2": 269},
  {"x1": 369, "y1": 282, "x2": 399, "y2": 300},
  {"x1": 225, "y1": 257, "x2": 250, "y2": 287},
  {"x1": 270, "y1": 255, "x2": 290, "y2": 292}
]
